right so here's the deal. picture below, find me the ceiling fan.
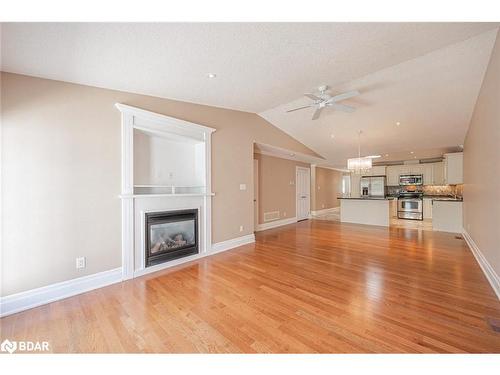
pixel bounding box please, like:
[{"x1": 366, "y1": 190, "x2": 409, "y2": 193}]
[{"x1": 286, "y1": 85, "x2": 360, "y2": 120}]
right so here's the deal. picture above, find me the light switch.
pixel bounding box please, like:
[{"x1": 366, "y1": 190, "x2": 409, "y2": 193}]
[{"x1": 239, "y1": 184, "x2": 247, "y2": 191}]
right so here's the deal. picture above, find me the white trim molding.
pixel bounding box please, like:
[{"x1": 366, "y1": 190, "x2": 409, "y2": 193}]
[
  {"x1": 256, "y1": 217, "x2": 298, "y2": 232},
  {"x1": 115, "y1": 103, "x2": 215, "y2": 280},
  {"x1": 462, "y1": 229, "x2": 500, "y2": 300},
  {"x1": 211, "y1": 234, "x2": 256, "y2": 254},
  {"x1": 0, "y1": 268, "x2": 122, "y2": 318},
  {"x1": 311, "y1": 207, "x2": 340, "y2": 216}
]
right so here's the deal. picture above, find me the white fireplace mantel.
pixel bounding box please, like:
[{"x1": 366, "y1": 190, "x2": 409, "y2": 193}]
[{"x1": 115, "y1": 103, "x2": 216, "y2": 280}]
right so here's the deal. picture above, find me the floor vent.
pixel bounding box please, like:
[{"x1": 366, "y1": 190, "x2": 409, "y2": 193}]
[
  {"x1": 264, "y1": 211, "x2": 280, "y2": 222},
  {"x1": 486, "y1": 317, "x2": 500, "y2": 332},
  {"x1": 454, "y1": 235, "x2": 463, "y2": 240}
]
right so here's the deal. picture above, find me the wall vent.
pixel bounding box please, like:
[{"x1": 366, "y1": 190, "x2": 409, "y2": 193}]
[{"x1": 264, "y1": 211, "x2": 280, "y2": 222}]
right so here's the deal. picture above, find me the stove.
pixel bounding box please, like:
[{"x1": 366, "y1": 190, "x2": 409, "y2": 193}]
[{"x1": 397, "y1": 191, "x2": 423, "y2": 220}]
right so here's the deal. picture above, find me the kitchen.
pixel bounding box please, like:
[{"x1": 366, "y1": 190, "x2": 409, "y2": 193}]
[{"x1": 339, "y1": 151, "x2": 464, "y2": 232}]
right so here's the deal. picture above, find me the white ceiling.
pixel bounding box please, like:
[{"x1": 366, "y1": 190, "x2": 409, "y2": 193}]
[
  {"x1": 260, "y1": 29, "x2": 498, "y2": 168},
  {"x1": 1, "y1": 23, "x2": 498, "y2": 168}
]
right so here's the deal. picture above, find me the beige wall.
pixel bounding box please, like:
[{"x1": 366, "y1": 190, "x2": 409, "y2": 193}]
[
  {"x1": 463, "y1": 29, "x2": 500, "y2": 279},
  {"x1": 0, "y1": 72, "x2": 318, "y2": 296},
  {"x1": 253, "y1": 153, "x2": 309, "y2": 224},
  {"x1": 311, "y1": 167, "x2": 343, "y2": 211}
]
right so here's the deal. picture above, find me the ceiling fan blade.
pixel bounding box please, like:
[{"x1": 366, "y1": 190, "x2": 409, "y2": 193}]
[
  {"x1": 311, "y1": 107, "x2": 323, "y2": 120},
  {"x1": 330, "y1": 103, "x2": 356, "y2": 113},
  {"x1": 286, "y1": 105, "x2": 313, "y2": 113},
  {"x1": 328, "y1": 90, "x2": 360, "y2": 103},
  {"x1": 304, "y1": 93, "x2": 321, "y2": 101}
]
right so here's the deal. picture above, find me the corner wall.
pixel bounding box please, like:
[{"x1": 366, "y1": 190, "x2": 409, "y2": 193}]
[
  {"x1": 253, "y1": 153, "x2": 309, "y2": 224},
  {"x1": 311, "y1": 166, "x2": 343, "y2": 211},
  {"x1": 463, "y1": 29, "x2": 500, "y2": 291}
]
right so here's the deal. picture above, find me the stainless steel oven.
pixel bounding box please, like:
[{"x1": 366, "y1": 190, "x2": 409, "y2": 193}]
[
  {"x1": 399, "y1": 174, "x2": 423, "y2": 186},
  {"x1": 397, "y1": 194, "x2": 423, "y2": 220}
]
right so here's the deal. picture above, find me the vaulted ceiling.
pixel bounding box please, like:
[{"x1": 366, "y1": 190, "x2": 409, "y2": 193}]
[{"x1": 2, "y1": 22, "x2": 498, "y2": 168}]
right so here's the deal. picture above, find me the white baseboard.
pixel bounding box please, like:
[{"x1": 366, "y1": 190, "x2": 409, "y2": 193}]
[
  {"x1": 0, "y1": 234, "x2": 257, "y2": 317},
  {"x1": 211, "y1": 233, "x2": 255, "y2": 254},
  {"x1": 256, "y1": 217, "x2": 297, "y2": 232},
  {"x1": 0, "y1": 267, "x2": 123, "y2": 318},
  {"x1": 462, "y1": 229, "x2": 500, "y2": 300},
  {"x1": 311, "y1": 207, "x2": 340, "y2": 216}
]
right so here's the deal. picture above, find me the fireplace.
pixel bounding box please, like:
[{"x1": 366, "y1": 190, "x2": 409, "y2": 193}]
[{"x1": 145, "y1": 209, "x2": 199, "y2": 267}]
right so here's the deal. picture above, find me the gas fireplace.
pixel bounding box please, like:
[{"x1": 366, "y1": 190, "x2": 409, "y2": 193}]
[{"x1": 145, "y1": 209, "x2": 198, "y2": 267}]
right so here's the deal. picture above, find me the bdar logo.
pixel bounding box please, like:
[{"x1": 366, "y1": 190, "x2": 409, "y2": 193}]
[{"x1": 1, "y1": 339, "x2": 17, "y2": 354}]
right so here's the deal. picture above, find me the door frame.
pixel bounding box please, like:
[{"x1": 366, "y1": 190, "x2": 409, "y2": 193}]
[
  {"x1": 296, "y1": 166, "x2": 311, "y2": 221},
  {"x1": 253, "y1": 159, "x2": 259, "y2": 232}
]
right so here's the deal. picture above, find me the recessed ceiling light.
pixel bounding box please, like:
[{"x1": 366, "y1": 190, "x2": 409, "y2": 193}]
[
  {"x1": 207, "y1": 73, "x2": 217, "y2": 79},
  {"x1": 330, "y1": 134, "x2": 335, "y2": 139},
  {"x1": 396, "y1": 122, "x2": 401, "y2": 126},
  {"x1": 385, "y1": 154, "x2": 389, "y2": 157},
  {"x1": 366, "y1": 155, "x2": 381, "y2": 159},
  {"x1": 410, "y1": 151, "x2": 414, "y2": 154},
  {"x1": 414, "y1": 156, "x2": 417, "y2": 159}
]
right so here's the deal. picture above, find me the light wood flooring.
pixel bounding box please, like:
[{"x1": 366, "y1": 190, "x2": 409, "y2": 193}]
[{"x1": 1, "y1": 220, "x2": 499, "y2": 353}]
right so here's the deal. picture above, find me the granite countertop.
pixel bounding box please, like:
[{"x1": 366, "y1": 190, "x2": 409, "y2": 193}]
[
  {"x1": 431, "y1": 197, "x2": 463, "y2": 202},
  {"x1": 338, "y1": 196, "x2": 395, "y2": 200},
  {"x1": 424, "y1": 194, "x2": 463, "y2": 202}
]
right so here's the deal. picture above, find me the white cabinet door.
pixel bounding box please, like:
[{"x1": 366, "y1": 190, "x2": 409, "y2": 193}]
[
  {"x1": 432, "y1": 162, "x2": 445, "y2": 185},
  {"x1": 423, "y1": 164, "x2": 433, "y2": 185},
  {"x1": 370, "y1": 166, "x2": 386, "y2": 176},
  {"x1": 350, "y1": 174, "x2": 361, "y2": 197},
  {"x1": 444, "y1": 152, "x2": 463, "y2": 184},
  {"x1": 423, "y1": 198, "x2": 433, "y2": 219},
  {"x1": 386, "y1": 166, "x2": 399, "y2": 186}
]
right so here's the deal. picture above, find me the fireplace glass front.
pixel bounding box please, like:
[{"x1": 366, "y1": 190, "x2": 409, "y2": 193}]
[{"x1": 145, "y1": 209, "x2": 198, "y2": 266}]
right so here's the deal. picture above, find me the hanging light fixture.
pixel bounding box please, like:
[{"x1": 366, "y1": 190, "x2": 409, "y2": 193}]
[{"x1": 347, "y1": 130, "x2": 372, "y2": 174}]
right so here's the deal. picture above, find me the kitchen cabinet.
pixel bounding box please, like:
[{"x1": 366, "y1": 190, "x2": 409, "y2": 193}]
[
  {"x1": 390, "y1": 199, "x2": 398, "y2": 218},
  {"x1": 386, "y1": 166, "x2": 399, "y2": 186},
  {"x1": 444, "y1": 152, "x2": 463, "y2": 184},
  {"x1": 432, "y1": 162, "x2": 445, "y2": 185},
  {"x1": 362, "y1": 166, "x2": 386, "y2": 177},
  {"x1": 423, "y1": 198, "x2": 433, "y2": 219},
  {"x1": 350, "y1": 174, "x2": 361, "y2": 197},
  {"x1": 432, "y1": 201, "x2": 463, "y2": 233}
]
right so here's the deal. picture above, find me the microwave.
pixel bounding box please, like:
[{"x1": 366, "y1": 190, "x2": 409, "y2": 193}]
[{"x1": 399, "y1": 174, "x2": 423, "y2": 186}]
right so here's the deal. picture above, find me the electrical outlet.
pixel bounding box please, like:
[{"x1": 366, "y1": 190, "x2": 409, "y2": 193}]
[
  {"x1": 239, "y1": 184, "x2": 247, "y2": 191},
  {"x1": 76, "y1": 257, "x2": 86, "y2": 269},
  {"x1": 283, "y1": 211, "x2": 287, "y2": 217},
  {"x1": 322, "y1": 204, "x2": 325, "y2": 208},
  {"x1": 239, "y1": 225, "x2": 244, "y2": 232},
  {"x1": 318, "y1": 186, "x2": 321, "y2": 190}
]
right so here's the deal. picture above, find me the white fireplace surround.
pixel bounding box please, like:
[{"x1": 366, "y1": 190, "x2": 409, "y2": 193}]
[{"x1": 116, "y1": 103, "x2": 218, "y2": 279}]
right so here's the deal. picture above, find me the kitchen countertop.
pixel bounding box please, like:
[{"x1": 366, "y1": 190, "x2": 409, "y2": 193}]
[
  {"x1": 431, "y1": 197, "x2": 463, "y2": 202},
  {"x1": 338, "y1": 196, "x2": 395, "y2": 200}
]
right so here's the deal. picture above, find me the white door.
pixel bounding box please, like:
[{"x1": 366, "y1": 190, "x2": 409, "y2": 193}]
[
  {"x1": 296, "y1": 167, "x2": 311, "y2": 221},
  {"x1": 253, "y1": 159, "x2": 259, "y2": 231}
]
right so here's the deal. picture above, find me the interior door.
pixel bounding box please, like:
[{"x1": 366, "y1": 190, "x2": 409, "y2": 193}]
[
  {"x1": 296, "y1": 167, "x2": 311, "y2": 221},
  {"x1": 253, "y1": 159, "x2": 259, "y2": 231}
]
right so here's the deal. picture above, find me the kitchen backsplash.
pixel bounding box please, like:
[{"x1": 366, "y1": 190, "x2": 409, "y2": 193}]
[{"x1": 387, "y1": 184, "x2": 463, "y2": 197}]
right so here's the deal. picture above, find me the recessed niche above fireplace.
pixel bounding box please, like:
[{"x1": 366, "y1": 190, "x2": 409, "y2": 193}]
[{"x1": 145, "y1": 209, "x2": 198, "y2": 267}]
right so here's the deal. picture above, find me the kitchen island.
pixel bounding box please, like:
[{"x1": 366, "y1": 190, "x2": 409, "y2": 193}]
[{"x1": 339, "y1": 197, "x2": 395, "y2": 227}]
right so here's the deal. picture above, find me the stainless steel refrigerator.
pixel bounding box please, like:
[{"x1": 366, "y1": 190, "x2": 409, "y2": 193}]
[{"x1": 360, "y1": 176, "x2": 386, "y2": 198}]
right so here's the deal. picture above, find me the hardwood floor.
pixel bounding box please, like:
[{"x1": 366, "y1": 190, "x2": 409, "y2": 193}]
[{"x1": 2, "y1": 220, "x2": 500, "y2": 353}]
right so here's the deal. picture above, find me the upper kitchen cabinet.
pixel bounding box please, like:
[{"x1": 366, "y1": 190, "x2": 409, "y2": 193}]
[
  {"x1": 432, "y1": 161, "x2": 445, "y2": 185},
  {"x1": 444, "y1": 152, "x2": 463, "y2": 184},
  {"x1": 369, "y1": 166, "x2": 386, "y2": 176},
  {"x1": 386, "y1": 166, "x2": 399, "y2": 186}
]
